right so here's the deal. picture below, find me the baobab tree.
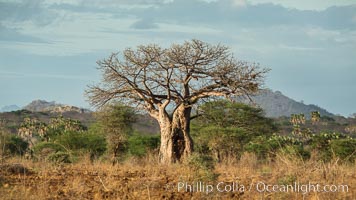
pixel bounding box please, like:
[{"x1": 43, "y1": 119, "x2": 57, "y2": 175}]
[{"x1": 86, "y1": 39, "x2": 269, "y2": 164}]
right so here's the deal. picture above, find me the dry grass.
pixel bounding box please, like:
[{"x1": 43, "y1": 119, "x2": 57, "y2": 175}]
[{"x1": 0, "y1": 153, "x2": 355, "y2": 200}]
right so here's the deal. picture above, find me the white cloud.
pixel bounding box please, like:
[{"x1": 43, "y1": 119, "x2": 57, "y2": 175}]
[
  {"x1": 43, "y1": 0, "x2": 80, "y2": 5},
  {"x1": 1, "y1": 8, "x2": 225, "y2": 56},
  {"x1": 231, "y1": 0, "x2": 247, "y2": 7},
  {"x1": 306, "y1": 27, "x2": 340, "y2": 40},
  {"x1": 247, "y1": 0, "x2": 356, "y2": 10},
  {"x1": 305, "y1": 27, "x2": 356, "y2": 45},
  {"x1": 50, "y1": 0, "x2": 171, "y2": 8},
  {"x1": 278, "y1": 44, "x2": 323, "y2": 51},
  {"x1": 1, "y1": 0, "x2": 355, "y2": 57}
]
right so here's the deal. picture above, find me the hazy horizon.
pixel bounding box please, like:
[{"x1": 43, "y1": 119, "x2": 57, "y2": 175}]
[{"x1": 1, "y1": 0, "x2": 355, "y2": 116}]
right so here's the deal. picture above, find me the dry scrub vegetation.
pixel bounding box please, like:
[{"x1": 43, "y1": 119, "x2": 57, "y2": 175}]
[{"x1": 0, "y1": 152, "x2": 355, "y2": 200}]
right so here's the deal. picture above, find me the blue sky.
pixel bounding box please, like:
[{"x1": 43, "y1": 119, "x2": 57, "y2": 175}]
[{"x1": 0, "y1": 0, "x2": 355, "y2": 116}]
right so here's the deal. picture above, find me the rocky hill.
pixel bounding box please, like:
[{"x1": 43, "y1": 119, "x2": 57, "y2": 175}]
[
  {"x1": 0, "y1": 95, "x2": 352, "y2": 136},
  {"x1": 0, "y1": 109, "x2": 95, "y2": 134},
  {"x1": 1, "y1": 89, "x2": 337, "y2": 119},
  {"x1": 0, "y1": 100, "x2": 159, "y2": 135},
  {"x1": 23, "y1": 100, "x2": 91, "y2": 114},
  {"x1": 238, "y1": 89, "x2": 335, "y2": 118}
]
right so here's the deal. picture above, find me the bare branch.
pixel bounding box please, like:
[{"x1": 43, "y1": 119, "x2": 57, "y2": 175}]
[{"x1": 86, "y1": 39, "x2": 269, "y2": 118}]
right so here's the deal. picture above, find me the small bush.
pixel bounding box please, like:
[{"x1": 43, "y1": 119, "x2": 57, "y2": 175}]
[
  {"x1": 330, "y1": 139, "x2": 356, "y2": 162},
  {"x1": 310, "y1": 132, "x2": 350, "y2": 162},
  {"x1": 194, "y1": 126, "x2": 251, "y2": 160},
  {"x1": 33, "y1": 142, "x2": 67, "y2": 153},
  {"x1": 186, "y1": 153, "x2": 217, "y2": 181},
  {"x1": 33, "y1": 142, "x2": 67, "y2": 160},
  {"x1": 279, "y1": 145, "x2": 311, "y2": 161},
  {"x1": 55, "y1": 131, "x2": 107, "y2": 159},
  {"x1": 0, "y1": 135, "x2": 28, "y2": 156},
  {"x1": 245, "y1": 135, "x2": 304, "y2": 160},
  {"x1": 47, "y1": 151, "x2": 71, "y2": 163},
  {"x1": 127, "y1": 134, "x2": 160, "y2": 157}
]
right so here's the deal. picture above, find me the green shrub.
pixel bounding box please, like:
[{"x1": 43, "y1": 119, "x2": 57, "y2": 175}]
[
  {"x1": 311, "y1": 132, "x2": 344, "y2": 149},
  {"x1": 33, "y1": 131, "x2": 107, "y2": 162},
  {"x1": 245, "y1": 135, "x2": 305, "y2": 160},
  {"x1": 330, "y1": 139, "x2": 356, "y2": 162},
  {"x1": 1, "y1": 135, "x2": 28, "y2": 156},
  {"x1": 127, "y1": 134, "x2": 160, "y2": 157},
  {"x1": 47, "y1": 116, "x2": 87, "y2": 137},
  {"x1": 33, "y1": 142, "x2": 67, "y2": 153},
  {"x1": 33, "y1": 142, "x2": 67, "y2": 160},
  {"x1": 192, "y1": 100, "x2": 278, "y2": 162},
  {"x1": 55, "y1": 131, "x2": 107, "y2": 159},
  {"x1": 192, "y1": 126, "x2": 251, "y2": 161},
  {"x1": 196, "y1": 100, "x2": 277, "y2": 135},
  {"x1": 279, "y1": 145, "x2": 311, "y2": 160},
  {"x1": 310, "y1": 132, "x2": 349, "y2": 162},
  {"x1": 245, "y1": 139, "x2": 270, "y2": 160},
  {"x1": 94, "y1": 104, "x2": 136, "y2": 164}
]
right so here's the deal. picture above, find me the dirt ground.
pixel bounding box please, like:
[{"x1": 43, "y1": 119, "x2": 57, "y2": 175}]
[{"x1": 0, "y1": 155, "x2": 355, "y2": 200}]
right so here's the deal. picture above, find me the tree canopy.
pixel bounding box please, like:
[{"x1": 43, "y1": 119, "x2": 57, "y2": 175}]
[
  {"x1": 86, "y1": 39, "x2": 269, "y2": 163},
  {"x1": 87, "y1": 39, "x2": 268, "y2": 117}
]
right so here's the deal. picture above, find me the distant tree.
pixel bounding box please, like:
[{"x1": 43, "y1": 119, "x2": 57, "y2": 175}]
[
  {"x1": 196, "y1": 100, "x2": 276, "y2": 133},
  {"x1": 94, "y1": 104, "x2": 136, "y2": 164},
  {"x1": 311, "y1": 111, "x2": 321, "y2": 125},
  {"x1": 18, "y1": 118, "x2": 47, "y2": 148},
  {"x1": 55, "y1": 131, "x2": 107, "y2": 161},
  {"x1": 193, "y1": 100, "x2": 277, "y2": 161},
  {"x1": 18, "y1": 116, "x2": 86, "y2": 144},
  {"x1": 1, "y1": 135, "x2": 28, "y2": 157},
  {"x1": 86, "y1": 39, "x2": 269, "y2": 163},
  {"x1": 2, "y1": 119, "x2": 28, "y2": 158},
  {"x1": 290, "y1": 114, "x2": 305, "y2": 136},
  {"x1": 47, "y1": 116, "x2": 86, "y2": 139}
]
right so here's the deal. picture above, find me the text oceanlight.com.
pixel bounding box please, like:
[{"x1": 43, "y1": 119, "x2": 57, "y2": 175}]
[{"x1": 175, "y1": 182, "x2": 349, "y2": 195}]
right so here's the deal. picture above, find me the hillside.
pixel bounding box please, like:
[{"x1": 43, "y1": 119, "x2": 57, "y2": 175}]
[
  {"x1": 238, "y1": 89, "x2": 335, "y2": 118},
  {"x1": 2, "y1": 91, "x2": 336, "y2": 119},
  {"x1": 0, "y1": 109, "x2": 95, "y2": 133},
  {"x1": 0, "y1": 99, "x2": 160, "y2": 135},
  {"x1": 23, "y1": 100, "x2": 91, "y2": 114},
  {"x1": 0, "y1": 93, "x2": 342, "y2": 135}
]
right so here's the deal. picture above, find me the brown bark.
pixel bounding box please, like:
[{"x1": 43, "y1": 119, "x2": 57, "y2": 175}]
[{"x1": 158, "y1": 104, "x2": 193, "y2": 164}]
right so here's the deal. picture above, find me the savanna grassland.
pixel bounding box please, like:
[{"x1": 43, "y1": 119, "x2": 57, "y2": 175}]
[
  {"x1": 0, "y1": 152, "x2": 355, "y2": 200},
  {"x1": 1, "y1": 100, "x2": 356, "y2": 199}
]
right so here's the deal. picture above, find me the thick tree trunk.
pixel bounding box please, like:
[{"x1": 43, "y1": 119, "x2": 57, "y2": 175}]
[{"x1": 158, "y1": 105, "x2": 193, "y2": 164}]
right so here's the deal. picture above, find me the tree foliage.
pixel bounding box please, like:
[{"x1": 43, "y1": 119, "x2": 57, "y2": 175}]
[
  {"x1": 192, "y1": 100, "x2": 277, "y2": 161},
  {"x1": 0, "y1": 135, "x2": 28, "y2": 156},
  {"x1": 55, "y1": 131, "x2": 107, "y2": 159},
  {"x1": 94, "y1": 103, "x2": 136, "y2": 164},
  {"x1": 196, "y1": 100, "x2": 277, "y2": 133},
  {"x1": 126, "y1": 134, "x2": 160, "y2": 157},
  {"x1": 18, "y1": 116, "x2": 86, "y2": 144}
]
